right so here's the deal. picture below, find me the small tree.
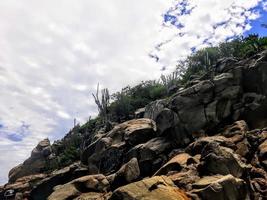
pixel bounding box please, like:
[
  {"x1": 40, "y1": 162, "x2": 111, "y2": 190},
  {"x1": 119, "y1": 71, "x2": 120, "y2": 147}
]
[{"x1": 92, "y1": 83, "x2": 110, "y2": 124}]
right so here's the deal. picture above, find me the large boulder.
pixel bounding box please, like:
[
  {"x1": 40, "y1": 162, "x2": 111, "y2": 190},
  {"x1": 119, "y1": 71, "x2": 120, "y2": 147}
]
[
  {"x1": 8, "y1": 139, "x2": 52, "y2": 183},
  {"x1": 81, "y1": 119, "x2": 157, "y2": 174},
  {"x1": 191, "y1": 175, "x2": 248, "y2": 200},
  {"x1": 29, "y1": 162, "x2": 88, "y2": 200},
  {"x1": 220, "y1": 120, "x2": 248, "y2": 137},
  {"x1": 109, "y1": 176, "x2": 189, "y2": 200},
  {"x1": 144, "y1": 100, "x2": 191, "y2": 146},
  {"x1": 241, "y1": 50, "x2": 267, "y2": 128},
  {"x1": 125, "y1": 137, "x2": 172, "y2": 176},
  {"x1": 0, "y1": 174, "x2": 47, "y2": 199},
  {"x1": 154, "y1": 153, "x2": 195, "y2": 176},
  {"x1": 170, "y1": 80, "x2": 215, "y2": 132},
  {"x1": 199, "y1": 142, "x2": 249, "y2": 178},
  {"x1": 108, "y1": 158, "x2": 140, "y2": 190},
  {"x1": 144, "y1": 99, "x2": 168, "y2": 120},
  {"x1": 186, "y1": 135, "x2": 236, "y2": 155},
  {"x1": 48, "y1": 174, "x2": 110, "y2": 200},
  {"x1": 154, "y1": 108, "x2": 191, "y2": 146}
]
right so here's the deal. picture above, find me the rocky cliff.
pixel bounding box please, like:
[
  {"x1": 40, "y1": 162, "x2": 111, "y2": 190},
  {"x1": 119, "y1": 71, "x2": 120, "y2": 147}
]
[{"x1": 1, "y1": 50, "x2": 267, "y2": 200}]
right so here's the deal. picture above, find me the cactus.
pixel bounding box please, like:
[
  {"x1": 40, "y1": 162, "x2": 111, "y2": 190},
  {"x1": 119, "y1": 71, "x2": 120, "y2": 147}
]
[{"x1": 92, "y1": 83, "x2": 110, "y2": 124}]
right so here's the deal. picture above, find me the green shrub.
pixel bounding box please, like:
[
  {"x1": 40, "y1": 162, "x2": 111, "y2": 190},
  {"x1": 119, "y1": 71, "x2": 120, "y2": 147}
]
[{"x1": 180, "y1": 35, "x2": 267, "y2": 83}]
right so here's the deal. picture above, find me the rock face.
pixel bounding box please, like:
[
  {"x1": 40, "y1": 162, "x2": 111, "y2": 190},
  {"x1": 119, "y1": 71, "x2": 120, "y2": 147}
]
[
  {"x1": 8, "y1": 139, "x2": 52, "y2": 183},
  {"x1": 81, "y1": 118, "x2": 158, "y2": 175},
  {"x1": 144, "y1": 50, "x2": 267, "y2": 146},
  {"x1": 2, "y1": 50, "x2": 267, "y2": 199}
]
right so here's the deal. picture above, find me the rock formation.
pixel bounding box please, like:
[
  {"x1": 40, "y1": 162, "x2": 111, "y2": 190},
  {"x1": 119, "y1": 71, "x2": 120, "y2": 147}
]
[
  {"x1": 1, "y1": 50, "x2": 267, "y2": 199},
  {"x1": 8, "y1": 139, "x2": 52, "y2": 183}
]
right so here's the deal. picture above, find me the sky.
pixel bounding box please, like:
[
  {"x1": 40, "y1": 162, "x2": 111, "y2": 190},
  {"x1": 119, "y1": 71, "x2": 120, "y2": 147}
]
[{"x1": 0, "y1": 0, "x2": 266, "y2": 184}]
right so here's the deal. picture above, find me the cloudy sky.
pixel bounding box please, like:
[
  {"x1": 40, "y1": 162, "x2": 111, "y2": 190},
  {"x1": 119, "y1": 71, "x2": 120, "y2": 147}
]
[{"x1": 0, "y1": 0, "x2": 266, "y2": 184}]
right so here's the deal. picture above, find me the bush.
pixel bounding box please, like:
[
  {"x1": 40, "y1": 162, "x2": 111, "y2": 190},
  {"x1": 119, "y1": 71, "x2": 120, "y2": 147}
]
[
  {"x1": 109, "y1": 81, "x2": 167, "y2": 122},
  {"x1": 179, "y1": 35, "x2": 267, "y2": 83}
]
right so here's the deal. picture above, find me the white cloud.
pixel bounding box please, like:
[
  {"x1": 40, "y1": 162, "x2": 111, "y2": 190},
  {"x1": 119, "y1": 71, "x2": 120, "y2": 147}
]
[
  {"x1": 0, "y1": 0, "x2": 263, "y2": 184},
  {"x1": 0, "y1": 0, "x2": 171, "y2": 184},
  {"x1": 152, "y1": 0, "x2": 262, "y2": 68}
]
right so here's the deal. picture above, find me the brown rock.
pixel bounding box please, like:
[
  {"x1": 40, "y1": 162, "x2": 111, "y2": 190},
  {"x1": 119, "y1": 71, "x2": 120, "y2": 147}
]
[
  {"x1": 109, "y1": 176, "x2": 189, "y2": 200},
  {"x1": 168, "y1": 167, "x2": 200, "y2": 191},
  {"x1": 154, "y1": 153, "x2": 195, "y2": 176},
  {"x1": 221, "y1": 120, "x2": 248, "y2": 137},
  {"x1": 186, "y1": 136, "x2": 235, "y2": 155},
  {"x1": 74, "y1": 192, "x2": 112, "y2": 200},
  {"x1": 30, "y1": 162, "x2": 88, "y2": 200},
  {"x1": 249, "y1": 167, "x2": 267, "y2": 199},
  {"x1": 48, "y1": 174, "x2": 110, "y2": 200},
  {"x1": 107, "y1": 118, "x2": 157, "y2": 146},
  {"x1": 116, "y1": 158, "x2": 140, "y2": 183},
  {"x1": 191, "y1": 175, "x2": 248, "y2": 200},
  {"x1": 235, "y1": 138, "x2": 250, "y2": 157},
  {"x1": 48, "y1": 183, "x2": 80, "y2": 200}
]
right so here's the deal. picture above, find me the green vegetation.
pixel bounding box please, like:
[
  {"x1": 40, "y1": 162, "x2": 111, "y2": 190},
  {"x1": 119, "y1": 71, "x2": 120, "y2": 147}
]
[
  {"x1": 109, "y1": 81, "x2": 167, "y2": 122},
  {"x1": 181, "y1": 34, "x2": 267, "y2": 83},
  {"x1": 45, "y1": 126, "x2": 83, "y2": 171}
]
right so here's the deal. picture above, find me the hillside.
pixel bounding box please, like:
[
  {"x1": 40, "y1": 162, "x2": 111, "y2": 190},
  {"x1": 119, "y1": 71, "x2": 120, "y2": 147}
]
[{"x1": 1, "y1": 39, "x2": 267, "y2": 199}]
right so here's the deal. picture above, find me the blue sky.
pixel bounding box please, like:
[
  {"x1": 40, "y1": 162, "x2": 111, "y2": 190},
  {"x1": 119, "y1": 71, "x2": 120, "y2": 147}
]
[
  {"x1": 245, "y1": 2, "x2": 267, "y2": 36},
  {"x1": 0, "y1": 0, "x2": 266, "y2": 184}
]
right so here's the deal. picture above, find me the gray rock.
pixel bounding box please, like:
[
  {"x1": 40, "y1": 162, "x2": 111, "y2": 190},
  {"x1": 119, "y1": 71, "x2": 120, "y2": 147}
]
[
  {"x1": 144, "y1": 99, "x2": 168, "y2": 120},
  {"x1": 199, "y1": 142, "x2": 249, "y2": 177},
  {"x1": 81, "y1": 118, "x2": 157, "y2": 174},
  {"x1": 126, "y1": 137, "x2": 172, "y2": 176}
]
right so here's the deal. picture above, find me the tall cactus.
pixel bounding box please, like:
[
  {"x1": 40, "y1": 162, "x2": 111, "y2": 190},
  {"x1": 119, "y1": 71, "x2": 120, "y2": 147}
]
[{"x1": 92, "y1": 83, "x2": 110, "y2": 124}]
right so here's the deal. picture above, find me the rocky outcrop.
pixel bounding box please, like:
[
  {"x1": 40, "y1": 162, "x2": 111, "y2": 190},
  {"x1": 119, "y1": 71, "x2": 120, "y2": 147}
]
[
  {"x1": 2, "y1": 50, "x2": 267, "y2": 199},
  {"x1": 8, "y1": 139, "x2": 52, "y2": 183},
  {"x1": 1, "y1": 162, "x2": 88, "y2": 200},
  {"x1": 81, "y1": 118, "x2": 158, "y2": 175},
  {"x1": 144, "y1": 50, "x2": 267, "y2": 147}
]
